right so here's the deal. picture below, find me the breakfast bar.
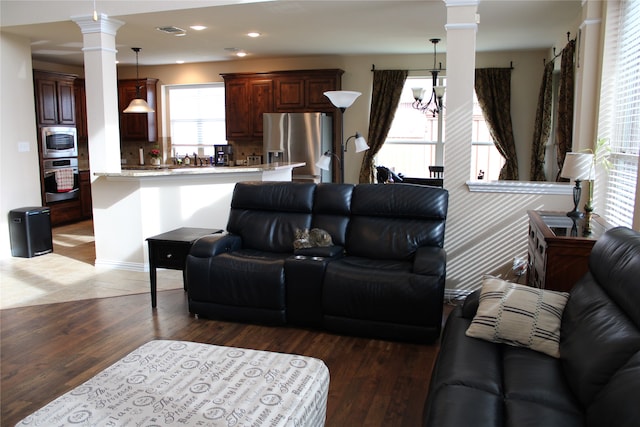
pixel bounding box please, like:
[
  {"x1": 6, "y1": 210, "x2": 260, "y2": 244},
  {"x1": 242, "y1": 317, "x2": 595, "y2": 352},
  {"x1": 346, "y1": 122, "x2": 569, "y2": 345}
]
[{"x1": 90, "y1": 162, "x2": 304, "y2": 272}]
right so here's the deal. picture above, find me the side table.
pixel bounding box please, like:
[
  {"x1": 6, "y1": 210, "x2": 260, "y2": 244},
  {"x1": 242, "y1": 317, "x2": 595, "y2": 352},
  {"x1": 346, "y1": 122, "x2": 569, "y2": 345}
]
[
  {"x1": 527, "y1": 210, "x2": 611, "y2": 292},
  {"x1": 146, "y1": 227, "x2": 222, "y2": 307}
]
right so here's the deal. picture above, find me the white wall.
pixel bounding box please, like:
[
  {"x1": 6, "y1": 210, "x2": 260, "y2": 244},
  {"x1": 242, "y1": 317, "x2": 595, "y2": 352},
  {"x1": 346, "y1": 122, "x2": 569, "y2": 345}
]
[{"x1": 0, "y1": 33, "x2": 41, "y2": 258}]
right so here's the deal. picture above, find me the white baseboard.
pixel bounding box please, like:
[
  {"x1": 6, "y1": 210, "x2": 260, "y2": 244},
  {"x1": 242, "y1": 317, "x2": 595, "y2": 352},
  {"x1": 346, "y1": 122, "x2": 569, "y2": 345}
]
[
  {"x1": 94, "y1": 259, "x2": 146, "y2": 272},
  {"x1": 444, "y1": 288, "x2": 473, "y2": 304}
]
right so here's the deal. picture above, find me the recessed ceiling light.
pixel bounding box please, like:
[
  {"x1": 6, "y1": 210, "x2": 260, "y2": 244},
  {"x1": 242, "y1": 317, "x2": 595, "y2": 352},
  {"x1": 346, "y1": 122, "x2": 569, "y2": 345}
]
[
  {"x1": 236, "y1": 51, "x2": 248, "y2": 57},
  {"x1": 176, "y1": 60, "x2": 185, "y2": 64},
  {"x1": 247, "y1": 32, "x2": 261, "y2": 38},
  {"x1": 190, "y1": 25, "x2": 207, "y2": 31}
]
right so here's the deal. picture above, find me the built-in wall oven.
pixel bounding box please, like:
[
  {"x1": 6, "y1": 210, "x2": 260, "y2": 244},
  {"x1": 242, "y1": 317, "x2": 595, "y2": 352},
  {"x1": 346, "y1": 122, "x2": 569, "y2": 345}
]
[
  {"x1": 43, "y1": 158, "x2": 79, "y2": 202},
  {"x1": 41, "y1": 126, "x2": 77, "y2": 158}
]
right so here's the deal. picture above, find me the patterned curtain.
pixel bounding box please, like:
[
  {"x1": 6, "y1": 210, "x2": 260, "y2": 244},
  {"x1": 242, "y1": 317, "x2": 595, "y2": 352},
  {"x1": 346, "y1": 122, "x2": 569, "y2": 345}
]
[
  {"x1": 475, "y1": 68, "x2": 519, "y2": 180},
  {"x1": 556, "y1": 39, "x2": 576, "y2": 181},
  {"x1": 359, "y1": 69, "x2": 408, "y2": 183},
  {"x1": 530, "y1": 60, "x2": 555, "y2": 181}
]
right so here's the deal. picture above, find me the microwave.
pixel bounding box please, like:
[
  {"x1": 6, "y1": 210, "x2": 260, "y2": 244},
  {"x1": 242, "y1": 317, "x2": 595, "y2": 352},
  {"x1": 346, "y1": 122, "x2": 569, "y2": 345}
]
[{"x1": 41, "y1": 126, "x2": 77, "y2": 158}]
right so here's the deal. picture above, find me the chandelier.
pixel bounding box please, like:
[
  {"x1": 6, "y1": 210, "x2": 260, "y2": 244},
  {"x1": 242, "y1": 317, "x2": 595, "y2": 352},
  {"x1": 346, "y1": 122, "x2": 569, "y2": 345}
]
[{"x1": 412, "y1": 38, "x2": 445, "y2": 117}]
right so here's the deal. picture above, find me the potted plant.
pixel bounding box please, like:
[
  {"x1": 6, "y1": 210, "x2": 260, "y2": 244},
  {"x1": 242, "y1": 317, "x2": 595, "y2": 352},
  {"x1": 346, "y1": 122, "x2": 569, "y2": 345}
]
[{"x1": 149, "y1": 147, "x2": 161, "y2": 166}]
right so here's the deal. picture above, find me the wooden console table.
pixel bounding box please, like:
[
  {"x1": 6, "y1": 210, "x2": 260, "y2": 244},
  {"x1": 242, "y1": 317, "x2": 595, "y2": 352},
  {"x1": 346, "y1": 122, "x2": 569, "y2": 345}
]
[
  {"x1": 527, "y1": 210, "x2": 612, "y2": 292},
  {"x1": 147, "y1": 227, "x2": 221, "y2": 307}
]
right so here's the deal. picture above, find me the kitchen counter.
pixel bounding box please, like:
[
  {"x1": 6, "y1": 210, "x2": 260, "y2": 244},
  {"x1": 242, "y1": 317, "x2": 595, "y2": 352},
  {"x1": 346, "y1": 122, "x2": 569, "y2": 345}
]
[
  {"x1": 90, "y1": 161, "x2": 304, "y2": 272},
  {"x1": 96, "y1": 162, "x2": 305, "y2": 178}
]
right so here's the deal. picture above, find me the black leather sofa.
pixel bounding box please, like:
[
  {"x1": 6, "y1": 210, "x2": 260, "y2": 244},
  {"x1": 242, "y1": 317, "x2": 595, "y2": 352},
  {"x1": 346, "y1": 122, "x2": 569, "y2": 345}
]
[
  {"x1": 423, "y1": 226, "x2": 640, "y2": 426},
  {"x1": 186, "y1": 181, "x2": 449, "y2": 343}
]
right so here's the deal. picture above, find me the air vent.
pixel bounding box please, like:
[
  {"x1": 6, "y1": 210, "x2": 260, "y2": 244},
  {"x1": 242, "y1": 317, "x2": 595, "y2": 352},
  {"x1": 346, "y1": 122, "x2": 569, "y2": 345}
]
[{"x1": 156, "y1": 26, "x2": 186, "y2": 35}]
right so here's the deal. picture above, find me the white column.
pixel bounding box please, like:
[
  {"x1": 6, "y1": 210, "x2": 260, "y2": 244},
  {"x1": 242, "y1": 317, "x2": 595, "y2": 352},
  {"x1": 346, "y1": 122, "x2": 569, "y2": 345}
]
[
  {"x1": 73, "y1": 14, "x2": 124, "y2": 268},
  {"x1": 443, "y1": 0, "x2": 478, "y2": 185},
  {"x1": 72, "y1": 14, "x2": 123, "y2": 175},
  {"x1": 573, "y1": 1, "x2": 603, "y2": 153},
  {"x1": 440, "y1": 0, "x2": 479, "y2": 293}
]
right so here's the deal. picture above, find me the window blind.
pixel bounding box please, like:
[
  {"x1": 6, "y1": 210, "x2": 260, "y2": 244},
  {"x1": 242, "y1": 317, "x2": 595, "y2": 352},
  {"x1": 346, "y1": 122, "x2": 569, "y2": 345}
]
[{"x1": 597, "y1": 0, "x2": 640, "y2": 227}]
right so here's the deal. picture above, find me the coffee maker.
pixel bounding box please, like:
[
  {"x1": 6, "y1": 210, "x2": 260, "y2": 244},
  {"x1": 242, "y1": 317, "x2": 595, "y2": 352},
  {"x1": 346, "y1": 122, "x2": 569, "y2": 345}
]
[{"x1": 214, "y1": 145, "x2": 233, "y2": 166}]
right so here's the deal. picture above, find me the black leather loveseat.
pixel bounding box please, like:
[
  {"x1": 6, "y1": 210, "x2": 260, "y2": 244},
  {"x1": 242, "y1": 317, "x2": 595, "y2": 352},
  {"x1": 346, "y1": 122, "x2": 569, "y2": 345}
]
[
  {"x1": 423, "y1": 226, "x2": 640, "y2": 426},
  {"x1": 186, "y1": 181, "x2": 448, "y2": 343}
]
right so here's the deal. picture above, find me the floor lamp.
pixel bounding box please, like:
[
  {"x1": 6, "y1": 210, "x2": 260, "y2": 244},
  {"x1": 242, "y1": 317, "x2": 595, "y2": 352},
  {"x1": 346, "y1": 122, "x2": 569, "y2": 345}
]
[{"x1": 322, "y1": 91, "x2": 367, "y2": 183}]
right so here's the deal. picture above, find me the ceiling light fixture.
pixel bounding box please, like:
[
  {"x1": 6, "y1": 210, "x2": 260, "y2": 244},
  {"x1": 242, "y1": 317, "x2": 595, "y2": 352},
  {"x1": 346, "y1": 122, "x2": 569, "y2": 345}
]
[
  {"x1": 190, "y1": 25, "x2": 207, "y2": 31},
  {"x1": 123, "y1": 47, "x2": 155, "y2": 114},
  {"x1": 247, "y1": 32, "x2": 261, "y2": 38},
  {"x1": 412, "y1": 38, "x2": 446, "y2": 117}
]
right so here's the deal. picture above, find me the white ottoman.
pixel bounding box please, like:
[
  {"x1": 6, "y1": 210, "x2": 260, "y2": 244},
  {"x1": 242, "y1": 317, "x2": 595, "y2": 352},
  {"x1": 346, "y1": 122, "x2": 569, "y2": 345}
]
[{"x1": 17, "y1": 340, "x2": 330, "y2": 426}]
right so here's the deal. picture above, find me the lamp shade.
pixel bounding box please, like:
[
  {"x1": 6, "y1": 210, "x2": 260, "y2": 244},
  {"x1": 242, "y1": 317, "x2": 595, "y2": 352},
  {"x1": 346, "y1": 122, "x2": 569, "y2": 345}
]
[
  {"x1": 354, "y1": 134, "x2": 368, "y2": 152},
  {"x1": 324, "y1": 91, "x2": 361, "y2": 109},
  {"x1": 315, "y1": 152, "x2": 332, "y2": 171},
  {"x1": 434, "y1": 86, "x2": 446, "y2": 98},
  {"x1": 123, "y1": 98, "x2": 155, "y2": 113},
  {"x1": 561, "y1": 153, "x2": 594, "y2": 181},
  {"x1": 412, "y1": 87, "x2": 426, "y2": 101}
]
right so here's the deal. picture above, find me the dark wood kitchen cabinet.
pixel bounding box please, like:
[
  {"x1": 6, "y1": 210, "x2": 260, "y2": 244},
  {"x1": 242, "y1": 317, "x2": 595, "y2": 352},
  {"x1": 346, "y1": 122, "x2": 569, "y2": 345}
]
[
  {"x1": 80, "y1": 171, "x2": 93, "y2": 218},
  {"x1": 224, "y1": 78, "x2": 273, "y2": 139},
  {"x1": 34, "y1": 70, "x2": 77, "y2": 126},
  {"x1": 74, "y1": 79, "x2": 88, "y2": 142},
  {"x1": 118, "y1": 78, "x2": 158, "y2": 142},
  {"x1": 221, "y1": 69, "x2": 343, "y2": 141},
  {"x1": 274, "y1": 72, "x2": 342, "y2": 112}
]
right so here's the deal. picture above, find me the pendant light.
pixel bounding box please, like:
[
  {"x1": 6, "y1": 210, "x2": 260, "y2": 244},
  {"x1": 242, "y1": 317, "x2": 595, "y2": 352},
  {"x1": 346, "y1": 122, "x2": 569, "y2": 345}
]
[{"x1": 123, "y1": 47, "x2": 155, "y2": 113}]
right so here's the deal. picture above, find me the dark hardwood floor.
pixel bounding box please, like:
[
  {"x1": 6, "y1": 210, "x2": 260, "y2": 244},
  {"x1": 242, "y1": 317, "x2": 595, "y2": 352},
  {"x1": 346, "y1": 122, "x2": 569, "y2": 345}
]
[{"x1": 1, "y1": 289, "x2": 452, "y2": 426}]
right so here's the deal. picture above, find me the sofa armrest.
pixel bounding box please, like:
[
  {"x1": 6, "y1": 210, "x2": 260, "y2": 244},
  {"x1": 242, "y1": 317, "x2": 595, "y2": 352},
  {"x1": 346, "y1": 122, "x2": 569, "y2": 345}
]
[
  {"x1": 189, "y1": 233, "x2": 242, "y2": 258},
  {"x1": 413, "y1": 246, "x2": 446, "y2": 276},
  {"x1": 293, "y1": 245, "x2": 344, "y2": 258},
  {"x1": 460, "y1": 289, "x2": 481, "y2": 319}
]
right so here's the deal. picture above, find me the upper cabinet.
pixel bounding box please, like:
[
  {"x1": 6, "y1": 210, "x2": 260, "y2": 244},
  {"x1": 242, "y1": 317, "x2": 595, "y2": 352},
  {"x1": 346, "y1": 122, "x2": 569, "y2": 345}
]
[
  {"x1": 34, "y1": 70, "x2": 77, "y2": 126},
  {"x1": 222, "y1": 69, "x2": 343, "y2": 141},
  {"x1": 118, "y1": 78, "x2": 158, "y2": 142}
]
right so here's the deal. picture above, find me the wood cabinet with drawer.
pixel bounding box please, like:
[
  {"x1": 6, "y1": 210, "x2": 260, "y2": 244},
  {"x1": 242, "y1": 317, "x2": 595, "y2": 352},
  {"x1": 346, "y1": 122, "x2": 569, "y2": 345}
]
[{"x1": 527, "y1": 210, "x2": 612, "y2": 292}]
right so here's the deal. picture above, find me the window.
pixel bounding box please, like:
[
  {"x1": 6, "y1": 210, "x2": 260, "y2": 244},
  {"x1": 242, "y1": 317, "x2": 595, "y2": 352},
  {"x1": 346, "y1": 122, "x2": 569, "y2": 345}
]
[
  {"x1": 376, "y1": 77, "x2": 442, "y2": 177},
  {"x1": 597, "y1": 0, "x2": 640, "y2": 227},
  {"x1": 471, "y1": 91, "x2": 504, "y2": 181},
  {"x1": 167, "y1": 84, "x2": 226, "y2": 158},
  {"x1": 376, "y1": 76, "x2": 503, "y2": 180}
]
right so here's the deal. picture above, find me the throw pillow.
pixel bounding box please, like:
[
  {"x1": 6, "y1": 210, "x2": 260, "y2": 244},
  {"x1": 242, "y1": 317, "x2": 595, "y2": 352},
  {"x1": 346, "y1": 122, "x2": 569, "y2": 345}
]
[{"x1": 465, "y1": 276, "x2": 569, "y2": 358}]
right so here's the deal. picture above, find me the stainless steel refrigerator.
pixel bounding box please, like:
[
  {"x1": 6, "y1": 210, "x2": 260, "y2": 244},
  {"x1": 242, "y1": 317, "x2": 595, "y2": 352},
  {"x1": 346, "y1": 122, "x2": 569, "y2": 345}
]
[{"x1": 263, "y1": 112, "x2": 332, "y2": 182}]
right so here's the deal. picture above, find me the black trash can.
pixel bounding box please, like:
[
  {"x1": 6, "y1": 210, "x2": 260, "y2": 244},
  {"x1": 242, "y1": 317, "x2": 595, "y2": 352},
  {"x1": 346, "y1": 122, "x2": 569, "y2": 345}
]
[{"x1": 9, "y1": 207, "x2": 53, "y2": 258}]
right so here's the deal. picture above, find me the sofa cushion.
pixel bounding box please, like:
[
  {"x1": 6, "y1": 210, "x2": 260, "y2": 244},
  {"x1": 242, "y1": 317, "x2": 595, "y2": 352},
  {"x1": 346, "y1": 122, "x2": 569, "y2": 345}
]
[
  {"x1": 227, "y1": 182, "x2": 315, "y2": 252},
  {"x1": 311, "y1": 183, "x2": 353, "y2": 246},
  {"x1": 466, "y1": 277, "x2": 569, "y2": 357},
  {"x1": 347, "y1": 183, "x2": 448, "y2": 260},
  {"x1": 323, "y1": 257, "x2": 444, "y2": 334}
]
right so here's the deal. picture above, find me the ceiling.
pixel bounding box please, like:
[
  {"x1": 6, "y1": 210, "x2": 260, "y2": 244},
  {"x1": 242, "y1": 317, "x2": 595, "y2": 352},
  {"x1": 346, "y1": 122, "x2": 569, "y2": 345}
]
[{"x1": 0, "y1": 0, "x2": 582, "y2": 67}]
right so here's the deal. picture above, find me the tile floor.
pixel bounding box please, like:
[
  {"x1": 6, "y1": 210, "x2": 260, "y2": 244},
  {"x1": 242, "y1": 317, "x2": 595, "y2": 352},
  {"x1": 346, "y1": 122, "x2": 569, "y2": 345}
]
[{"x1": 0, "y1": 220, "x2": 183, "y2": 309}]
